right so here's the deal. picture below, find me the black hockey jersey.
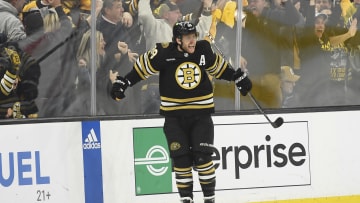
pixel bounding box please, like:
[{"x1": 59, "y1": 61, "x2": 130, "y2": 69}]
[
  {"x1": 0, "y1": 43, "x2": 40, "y2": 118},
  {"x1": 126, "y1": 40, "x2": 235, "y2": 116}
]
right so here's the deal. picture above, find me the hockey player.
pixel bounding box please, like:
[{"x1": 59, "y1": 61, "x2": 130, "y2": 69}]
[
  {"x1": 0, "y1": 42, "x2": 40, "y2": 118},
  {"x1": 110, "y1": 21, "x2": 252, "y2": 203}
]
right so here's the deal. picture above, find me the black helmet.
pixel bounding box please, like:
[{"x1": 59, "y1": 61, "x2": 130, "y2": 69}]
[{"x1": 172, "y1": 21, "x2": 198, "y2": 42}]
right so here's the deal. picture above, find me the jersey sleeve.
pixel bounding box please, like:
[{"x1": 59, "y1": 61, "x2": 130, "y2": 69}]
[
  {"x1": 201, "y1": 40, "x2": 235, "y2": 81},
  {"x1": 125, "y1": 44, "x2": 162, "y2": 86}
]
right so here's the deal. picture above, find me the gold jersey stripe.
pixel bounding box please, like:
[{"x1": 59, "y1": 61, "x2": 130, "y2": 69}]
[
  {"x1": 206, "y1": 54, "x2": 220, "y2": 75},
  {"x1": 134, "y1": 53, "x2": 159, "y2": 80},
  {"x1": 134, "y1": 58, "x2": 147, "y2": 80},
  {"x1": 144, "y1": 53, "x2": 158, "y2": 75},
  {"x1": 206, "y1": 54, "x2": 229, "y2": 79},
  {"x1": 160, "y1": 104, "x2": 214, "y2": 111},
  {"x1": 161, "y1": 93, "x2": 213, "y2": 103}
]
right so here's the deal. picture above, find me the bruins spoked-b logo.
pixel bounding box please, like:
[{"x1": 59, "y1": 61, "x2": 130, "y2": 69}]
[{"x1": 176, "y1": 62, "x2": 201, "y2": 89}]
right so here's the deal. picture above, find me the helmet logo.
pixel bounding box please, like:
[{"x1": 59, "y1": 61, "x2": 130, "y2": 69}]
[
  {"x1": 173, "y1": 21, "x2": 197, "y2": 41},
  {"x1": 175, "y1": 62, "x2": 201, "y2": 90}
]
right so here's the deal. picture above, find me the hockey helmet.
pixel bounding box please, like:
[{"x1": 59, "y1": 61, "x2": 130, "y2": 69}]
[{"x1": 172, "y1": 21, "x2": 198, "y2": 42}]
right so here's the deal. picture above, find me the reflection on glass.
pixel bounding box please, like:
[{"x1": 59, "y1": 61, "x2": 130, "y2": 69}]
[{"x1": 3, "y1": 0, "x2": 358, "y2": 120}]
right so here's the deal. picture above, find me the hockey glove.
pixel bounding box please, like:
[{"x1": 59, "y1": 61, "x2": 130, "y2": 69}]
[
  {"x1": 111, "y1": 76, "x2": 130, "y2": 101},
  {"x1": 234, "y1": 68, "x2": 252, "y2": 96},
  {"x1": 17, "y1": 80, "x2": 38, "y2": 101}
]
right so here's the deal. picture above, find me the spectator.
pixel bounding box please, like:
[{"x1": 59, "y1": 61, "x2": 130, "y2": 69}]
[
  {"x1": 22, "y1": 0, "x2": 70, "y2": 16},
  {"x1": 139, "y1": 0, "x2": 213, "y2": 50},
  {"x1": 96, "y1": 0, "x2": 141, "y2": 115},
  {"x1": 122, "y1": 0, "x2": 147, "y2": 55},
  {"x1": 0, "y1": 42, "x2": 40, "y2": 119},
  {"x1": 315, "y1": 0, "x2": 332, "y2": 15},
  {"x1": 296, "y1": 3, "x2": 357, "y2": 107},
  {"x1": 22, "y1": 10, "x2": 44, "y2": 36},
  {"x1": 21, "y1": 0, "x2": 74, "y2": 117},
  {"x1": 0, "y1": 33, "x2": 7, "y2": 44},
  {"x1": 0, "y1": 0, "x2": 27, "y2": 41},
  {"x1": 343, "y1": 0, "x2": 360, "y2": 103},
  {"x1": 272, "y1": 0, "x2": 305, "y2": 71},
  {"x1": 209, "y1": 0, "x2": 242, "y2": 61},
  {"x1": 280, "y1": 66, "x2": 300, "y2": 108},
  {"x1": 66, "y1": 30, "x2": 120, "y2": 115},
  {"x1": 206, "y1": 0, "x2": 248, "y2": 111},
  {"x1": 240, "y1": 0, "x2": 300, "y2": 109},
  {"x1": 135, "y1": 0, "x2": 213, "y2": 114},
  {"x1": 61, "y1": 0, "x2": 91, "y2": 26},
  {"x1": 21, "y1": 0, "x2": 82, "y2": 32},
  {"x1": 97, "y1": 0, "x2": 138, "y2": 65}
]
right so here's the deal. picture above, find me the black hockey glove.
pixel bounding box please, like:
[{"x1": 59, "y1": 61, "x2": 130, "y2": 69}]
[
  {"x1": 234, "y1": 68, "x2": 252, "y2": 96},
  {"x1": 111, "y1": 76, "x2": 130, "y2": 101},
  {"x1": 17, "y1": 80, "x2": 38, "y2": 101}
]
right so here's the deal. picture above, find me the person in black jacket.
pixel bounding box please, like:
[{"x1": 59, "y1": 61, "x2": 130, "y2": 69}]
[
  {"x1": 296, "y1": 0, "x2": 357, "y2": 107},
  {"x1": 241, "y1": 0, "x2": 300, "y2": 109},
  {"x1": 110, "y1": 21, "x2": 252, "y2": 203}
]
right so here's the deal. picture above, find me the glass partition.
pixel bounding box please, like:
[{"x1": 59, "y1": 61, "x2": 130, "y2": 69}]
[{"x1": 1, "y1": 0, "x2": 359, "y2": 120}]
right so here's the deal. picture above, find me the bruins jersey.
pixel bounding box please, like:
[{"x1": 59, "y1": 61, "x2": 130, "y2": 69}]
[
  {"x1": 0, "y1": 45, "x2": 40, "y2": 118},
  {"x1": 125, "y1": 40, "x2": 235, "y2": 116}
]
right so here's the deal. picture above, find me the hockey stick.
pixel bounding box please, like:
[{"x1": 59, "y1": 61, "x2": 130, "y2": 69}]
[
  {"x1": 207, "y1": 34, "x2": 284, "y2": 128},
  {"x1": 247, "y1": 92, "x2": 284, "y2": 128}
]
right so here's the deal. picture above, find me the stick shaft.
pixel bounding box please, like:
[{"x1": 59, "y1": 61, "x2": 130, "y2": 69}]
[
  {"x1": 208, "y1": 34, "x2": 283, "y2": 128},
  {"x1": 248, "y1": 92, "x2": 274, "y2": 125}
]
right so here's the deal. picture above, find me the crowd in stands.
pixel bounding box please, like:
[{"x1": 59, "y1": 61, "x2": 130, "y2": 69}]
[{"x1": 0, "y1": 0, "x2": 359, "y2": 119}]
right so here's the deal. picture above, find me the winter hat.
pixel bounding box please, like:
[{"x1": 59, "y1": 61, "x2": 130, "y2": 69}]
[{"x1": 281, "y1": 66, "x2": 300, "y2": 82}]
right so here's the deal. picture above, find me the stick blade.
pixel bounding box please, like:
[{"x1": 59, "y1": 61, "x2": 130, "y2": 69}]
[{"x1": 272, "y1": 117, "x2": 284, "y2": 128}]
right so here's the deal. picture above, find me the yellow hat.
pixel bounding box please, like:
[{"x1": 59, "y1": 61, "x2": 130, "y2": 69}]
[
  {"x1": 281, "y1": 66, "x2": 300, "y2": 82},
  {"x1": 153, "y1": 0, "x2": 179, "y2": 18},
  {"x1": 243, "y1": 0, "x2": 248, "y2": 7}
]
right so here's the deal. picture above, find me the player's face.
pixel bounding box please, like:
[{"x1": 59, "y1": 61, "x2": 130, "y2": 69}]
[{"x1": 179, "y1": 33, "x2": 197, "y2": 54}]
